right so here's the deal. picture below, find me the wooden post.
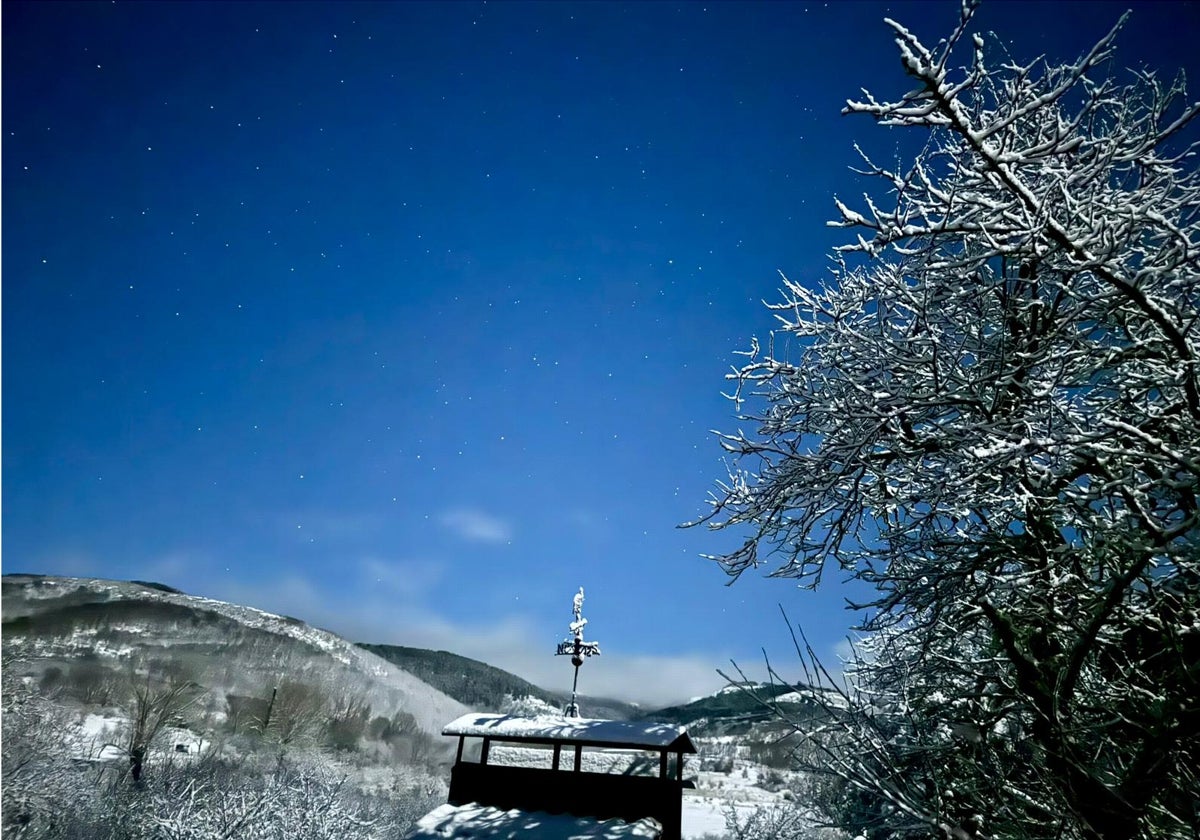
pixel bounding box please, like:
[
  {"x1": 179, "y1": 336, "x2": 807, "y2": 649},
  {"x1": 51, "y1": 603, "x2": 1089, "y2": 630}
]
[
  {"x1": 659, "y1": 750, "x2": 668, "y2": 779},
  {"x1": 676, "y1": 751, "x2": 683, "y2": 780},
  {"x1": 573, "y1": 744, "x2": 582, "y2": 772},
  {"x1": 262, "y1": 686, "x2": 278, "y2": 733},
  {"x1": 481, "y1": 738, "x2": 490, "y2": 766},
  {"x1": 552, "y1": 743, "x2": 561, "y2": 770},
  {"x1": 455, "y1": 736, "x2": 464, "y2": 764}
]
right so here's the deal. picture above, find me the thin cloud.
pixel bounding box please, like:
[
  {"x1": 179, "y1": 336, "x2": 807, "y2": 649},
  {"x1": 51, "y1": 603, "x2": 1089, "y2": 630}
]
[
  {"x1": 187, "y1": 571, "x2": 723, "y2": 708},
  {"x1": 137, "y1": 551, "x2": 199, "y2": 584},
  {"x1": 564, "y1": 508, "x2": 612, "y2": 537},
  {"x1": 18, "y1": 551, "x2": 102, "y2": 579},
  {"x1": 355, "y1": 613, "x2": 727, "y2": 708},
  {"x1": 439, "y1": 508, "x2": 514, "y2": 544},
  {"x1": 359, "y1": 556, "x2": 443, "y2": 597}
]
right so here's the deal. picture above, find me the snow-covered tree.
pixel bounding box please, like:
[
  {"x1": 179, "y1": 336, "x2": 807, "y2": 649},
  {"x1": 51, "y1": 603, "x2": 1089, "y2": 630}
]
[
  {"x1": 124, "y1": 666, "x2": 202, "y2": 784},
  {"x1": 697, "y1": 3, "x2": 1199, "y2": 839}
]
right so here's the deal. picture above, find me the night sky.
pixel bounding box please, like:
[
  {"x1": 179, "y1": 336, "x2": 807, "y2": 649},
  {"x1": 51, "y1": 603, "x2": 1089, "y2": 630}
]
[{"x1": 5, "y1": 0, "x2": 1198, "y2": 706}]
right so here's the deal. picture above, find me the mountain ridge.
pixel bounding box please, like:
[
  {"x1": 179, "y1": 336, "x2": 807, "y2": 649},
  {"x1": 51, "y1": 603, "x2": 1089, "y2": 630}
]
[
  {"x1": 3, "y1": 573, "x2": 826, "y2": 732},
  {"x1": 1, "y1": 573, "x2": 470, "y2": 737},
  {"x1": 2, "y1": 574, "x2": 642, "y2": 720}
]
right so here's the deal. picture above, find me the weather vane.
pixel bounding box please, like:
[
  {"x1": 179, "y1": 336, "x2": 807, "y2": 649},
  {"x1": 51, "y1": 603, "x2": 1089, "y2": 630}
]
[{"x1": 555, "y1": 586, "x2": 600, "y2": 717}]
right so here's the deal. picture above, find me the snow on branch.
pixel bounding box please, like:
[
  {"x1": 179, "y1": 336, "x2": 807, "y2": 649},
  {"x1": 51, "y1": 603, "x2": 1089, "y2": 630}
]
[{"x1": 692, "y1": 7, "x2": 1200, "y2": 836}]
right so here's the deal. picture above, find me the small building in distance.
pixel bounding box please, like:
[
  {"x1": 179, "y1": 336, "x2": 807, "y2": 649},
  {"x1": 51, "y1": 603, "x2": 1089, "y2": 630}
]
[{"x1": 404, "y1": 713, "x2": 697, "y2": 840}]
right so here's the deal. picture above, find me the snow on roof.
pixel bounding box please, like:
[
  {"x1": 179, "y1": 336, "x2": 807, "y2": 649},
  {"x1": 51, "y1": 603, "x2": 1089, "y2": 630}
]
[
  {"x1": 404, "y1": 803, "x2": 660, "y2": 840},
  {"x1": 443, "y1": 714, "x2": 696, "y2": 753}
]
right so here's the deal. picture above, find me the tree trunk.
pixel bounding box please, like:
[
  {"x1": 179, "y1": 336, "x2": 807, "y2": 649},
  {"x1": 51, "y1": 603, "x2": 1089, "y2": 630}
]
[{"x1": 130, "y1": 744, "x2": 145, "y2": 784}]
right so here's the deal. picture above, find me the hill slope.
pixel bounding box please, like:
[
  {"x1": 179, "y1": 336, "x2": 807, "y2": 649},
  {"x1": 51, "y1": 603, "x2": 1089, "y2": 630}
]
[
  {"x1": 359, "y1": 643, "x2": 642, "y2": 720},
  {"x1": 2, "y1": 574, "x2": 469, "y2": 736},
  {"x1": 639, "y1": 681, "x2": 841, "y2": 739}
]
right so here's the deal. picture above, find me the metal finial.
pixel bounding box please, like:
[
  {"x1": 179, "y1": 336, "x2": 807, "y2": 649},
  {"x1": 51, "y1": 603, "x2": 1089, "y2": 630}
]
[{"x1": 555, "y1": 586, "x2": 600, "y2": 717}]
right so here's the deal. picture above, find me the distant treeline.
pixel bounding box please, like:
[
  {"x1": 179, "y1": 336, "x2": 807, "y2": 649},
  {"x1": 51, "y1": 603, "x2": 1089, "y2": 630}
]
[
  {"x1": 644, "y1": 683, "x2": 831, "y2": 729},
  {"x1": 356, "y1": 644, "x2": 560, "y2": 710},
  {"x1": 356, "y1": 643, "x2": 639, "y2": 719}
]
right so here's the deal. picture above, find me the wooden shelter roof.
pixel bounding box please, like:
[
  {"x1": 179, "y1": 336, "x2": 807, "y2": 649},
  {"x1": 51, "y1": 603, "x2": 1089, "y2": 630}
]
[{"x1": 442, "y1": 713, "x2": 697, "y2": 754}]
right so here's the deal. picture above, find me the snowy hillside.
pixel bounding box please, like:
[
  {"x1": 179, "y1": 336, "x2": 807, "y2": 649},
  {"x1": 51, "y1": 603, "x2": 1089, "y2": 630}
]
[
  {"x1": 3, "y1": 575, "x2": 844, "y2": 840},
  {"x1": 359, "y1": 643, "x2": 641, "y2": 720},
  {"x1": 640, "y1": 679, "x2": 838, "y2": 740},
  {"x1": 2, "y1": 574, "x2": 469, "y2": 736}
]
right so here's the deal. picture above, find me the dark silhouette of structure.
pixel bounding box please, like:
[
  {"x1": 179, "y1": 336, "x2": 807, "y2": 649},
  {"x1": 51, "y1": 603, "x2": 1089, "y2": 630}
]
[{"x1": 440, "y1": 713, "x2": 697, "y2": 840}]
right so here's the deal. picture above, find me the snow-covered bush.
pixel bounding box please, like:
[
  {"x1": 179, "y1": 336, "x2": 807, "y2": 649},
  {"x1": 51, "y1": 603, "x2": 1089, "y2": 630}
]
[
  {"x1": 499, "y1": 692, "x2": 561, "y2": 717},
  {"x1": 4, "y1": 737, "x2": 439, "y2": 840},
  {"x1": 2, "y1": 654, "x2": 442, "y2": 840},
  {"x1": 2, "y1": 664, "x2": 88, "y2": 839},
  {"x1": 699, "y1": 744, "x2": 736, "y2": 774},
  {"x1": 723, "y1": 803, "x2": 842, "y2": 840}
]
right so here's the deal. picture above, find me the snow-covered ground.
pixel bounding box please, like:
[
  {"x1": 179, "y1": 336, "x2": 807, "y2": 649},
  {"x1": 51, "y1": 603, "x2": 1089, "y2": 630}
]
[
  {"x1": 71, "y1": 713, "x2": 126, "y2": 762},
  {"x1": 681, "y1": 760, "x2": 810, "y2": 839},
  {"x1": 67, "y1": 711, "x2": 212, "y2": 764},
  {"x1": 406, "y1": 803, "x2": 660, "y2": 840}
]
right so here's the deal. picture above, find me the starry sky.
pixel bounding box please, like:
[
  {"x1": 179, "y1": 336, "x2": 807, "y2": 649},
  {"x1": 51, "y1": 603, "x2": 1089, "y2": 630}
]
[{"x1": 4, "y1": 0, "x2": 1198, "y2": 707}]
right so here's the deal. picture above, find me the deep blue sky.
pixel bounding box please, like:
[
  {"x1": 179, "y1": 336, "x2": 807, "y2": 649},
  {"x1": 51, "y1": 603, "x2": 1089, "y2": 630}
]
[{"x1": 4, "y1": 0, "x2": 1198, "y2": 706}]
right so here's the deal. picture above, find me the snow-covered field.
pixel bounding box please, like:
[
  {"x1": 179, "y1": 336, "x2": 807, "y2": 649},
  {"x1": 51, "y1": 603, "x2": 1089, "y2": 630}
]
[
  {"x1": 407, "y1": 803, "x2": 661, "y2": 840},
  {"x1": 66, "y1": 711, "x2": 211, "y2": 764},
  {"x1": 70, "y1": 713, "x2": 126, "y2": 762},
  {"x1": 682, "y1": 761, "x2": 801, "y2": 838}
]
